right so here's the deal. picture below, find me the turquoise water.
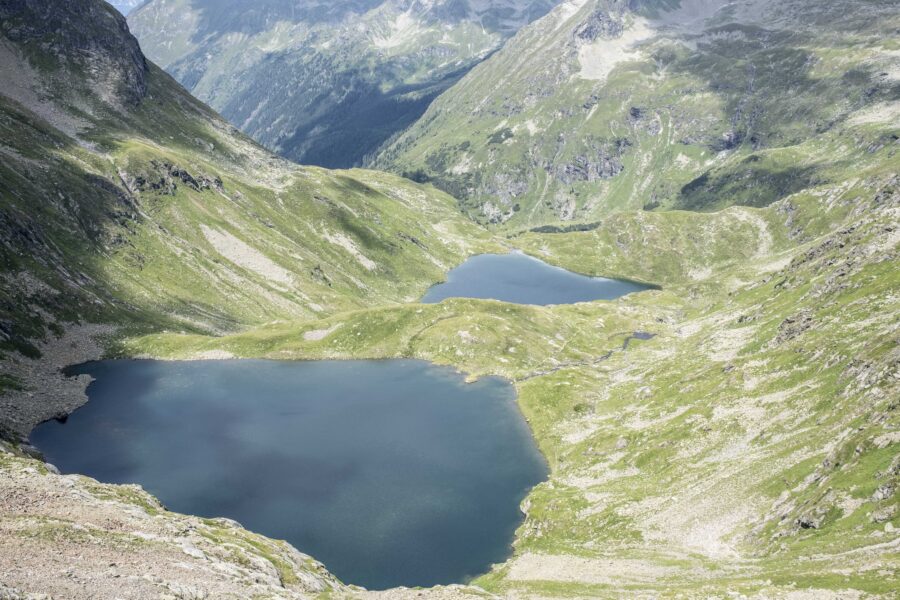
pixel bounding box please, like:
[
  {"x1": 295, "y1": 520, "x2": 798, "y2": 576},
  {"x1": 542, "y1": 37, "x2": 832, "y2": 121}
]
[
  {"x1": 32, "y1": 359, "x2": 547, "y2": 590},
  {"x1": 422, "y1": 252, "x2": 653, "y2": 305}
]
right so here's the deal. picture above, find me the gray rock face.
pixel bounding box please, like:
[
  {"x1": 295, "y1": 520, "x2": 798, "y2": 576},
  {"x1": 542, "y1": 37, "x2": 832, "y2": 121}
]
[
  {"x1": 553, "y1": 153, "x2": 624, "y2": 184},
  {"x1": 776, "y1": 310, "x2": 814, "y2": 344},
  {"x1": 796, "y1": 513, "x2": 824, "y2": 530},
  {"x1": 551, "y1": 138, "x2": 630, "y2": 184},
  {"x1": 0, "y1": 0, "x2": 148, "y2": 105},
  {"x1": 574, "y1": 6, "x2": 625, "y2": 41},
  {"x1": 873, "y1": 484, "x2": 895, "y2": 502},
  {"x1": 126, "y1": 161, "x2": 225, "y2": 196}
]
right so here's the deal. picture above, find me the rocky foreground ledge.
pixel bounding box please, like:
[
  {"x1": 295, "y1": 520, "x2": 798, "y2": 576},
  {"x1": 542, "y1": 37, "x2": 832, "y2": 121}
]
[
  {"x1": 0, "y1": 443, "x2": 488, "y2": 600},
  {"x1": 0, "y1": 442, "x2": 339, "y2": 599}
]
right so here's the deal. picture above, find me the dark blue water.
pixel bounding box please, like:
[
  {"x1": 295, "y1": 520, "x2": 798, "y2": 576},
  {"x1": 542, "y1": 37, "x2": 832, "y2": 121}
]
[
  {"x1": 32, "y1": 359, "x2": 547, "y2": 590},
  {"x1": 422, "y1": 252, "x2": 653, "y2": 305}
]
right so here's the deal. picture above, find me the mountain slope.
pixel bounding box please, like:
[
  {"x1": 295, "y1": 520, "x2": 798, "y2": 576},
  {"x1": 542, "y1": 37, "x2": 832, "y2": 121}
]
[
  {"x1": 373, "y1": 0, "x2": 900, "y2": 227},
  {"x1": 0, "y1": 0, "x2": 493, "y2": 437},
  {"x1": 128, "y1": 0, "x2": 559, "y2": 168}
]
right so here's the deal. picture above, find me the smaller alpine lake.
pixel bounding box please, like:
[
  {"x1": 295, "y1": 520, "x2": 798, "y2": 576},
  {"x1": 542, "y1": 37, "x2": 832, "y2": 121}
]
[
  {"x1": 32, "y1": 359, "x2": 547, "y2": 590},
  {"x1": 421, "y1": 252, "x2": 653, "y2": 305}
]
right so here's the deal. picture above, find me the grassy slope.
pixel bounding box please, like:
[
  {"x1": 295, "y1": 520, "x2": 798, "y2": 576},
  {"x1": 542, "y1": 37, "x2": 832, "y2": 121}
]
[
  {"x1": 373, "y1": 0, "x2": 900, "y2": 228},
  {"x1": 0, "y1": 57, "x2": 495, "y2": 357},
  {"x1": 0, "y1": 2, "x2": 495, "y2": 439}
]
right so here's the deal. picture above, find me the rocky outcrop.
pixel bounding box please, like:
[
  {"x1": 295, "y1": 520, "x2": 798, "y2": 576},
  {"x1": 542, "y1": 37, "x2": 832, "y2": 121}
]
[
  {"x1": 574, "y1": 5, "x2": 626, "y2": 41},
  {"x1": 126, "y1": 161, "x2": 225, "y2": 196},
  {"x1": 775, "y1": 310, "x2": 814, "y2": 344},
  {"x1": 0, "y1": 450, "x2": 343, "y2": 599},
  {"x1": 551, "y1": 138, "x2": 630, "y2": 184}
]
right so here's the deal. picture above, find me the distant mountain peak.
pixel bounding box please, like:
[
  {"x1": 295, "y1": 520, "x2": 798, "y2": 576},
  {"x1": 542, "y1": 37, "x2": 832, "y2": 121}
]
[
  {"x1": 128, "y1": 0, "x2": 561, "y2": 168},
  {"x1": 109, "y1": 0, "x2": 146, "y2": 15}
]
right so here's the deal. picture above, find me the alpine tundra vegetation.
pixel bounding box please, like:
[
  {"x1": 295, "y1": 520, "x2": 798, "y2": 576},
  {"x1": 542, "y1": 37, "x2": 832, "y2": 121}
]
[
  {"x1": 375, "y1": 0, "x2": 900, "y2": 227},
  {"x1": 0, "y1": 0, "x2": 898, "y2": 598}
]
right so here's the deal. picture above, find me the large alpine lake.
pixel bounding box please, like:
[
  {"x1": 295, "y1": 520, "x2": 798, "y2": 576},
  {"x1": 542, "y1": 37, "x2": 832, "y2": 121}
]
[
  {"x1": 32, "y1": 255, "x2": 652, "y2": 589},
  {"x1": 32, "y1": 359, "x2": 547, "y2": 590},
  {"x1": 422, "y1": 251, "x2": 653, "y2": 305}
]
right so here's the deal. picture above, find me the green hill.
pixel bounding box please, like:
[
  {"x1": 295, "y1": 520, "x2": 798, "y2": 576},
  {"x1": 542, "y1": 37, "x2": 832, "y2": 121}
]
[{"x1": 373, "y1": 0, "x2": 900, "y2": 227}]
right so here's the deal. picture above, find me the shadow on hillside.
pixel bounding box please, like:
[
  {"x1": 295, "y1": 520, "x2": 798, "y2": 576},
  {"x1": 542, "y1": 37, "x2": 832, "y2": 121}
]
[{"x1": 664, "y1": 19, "x2": 899, "y2": 209}]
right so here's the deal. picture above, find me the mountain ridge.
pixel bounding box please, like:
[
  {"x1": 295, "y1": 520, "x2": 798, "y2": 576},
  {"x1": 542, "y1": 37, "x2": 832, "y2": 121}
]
[
  {"x1": 128, "y1": 0, "x2": 559, "y2": 167},
  {"x1": 373, "y1": 0, "x2": 900, "y2": 226}
]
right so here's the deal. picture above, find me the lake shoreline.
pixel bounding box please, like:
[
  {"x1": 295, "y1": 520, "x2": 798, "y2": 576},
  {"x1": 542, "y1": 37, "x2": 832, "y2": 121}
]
[
  {"x1": 421, "y1": 252, "x2": 656, "y2": 305},
  {"x1": 0, "y1": 322, "x2": 115, "y2": 443}
]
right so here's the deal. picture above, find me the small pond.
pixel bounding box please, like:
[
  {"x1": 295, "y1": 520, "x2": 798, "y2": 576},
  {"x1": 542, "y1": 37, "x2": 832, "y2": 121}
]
[
  {"x1": 32, "y1": 359, "x2": 547, "y2": 590},
  {"x1": 421, "y1": 252, "x2": 653, "y2": 305}
]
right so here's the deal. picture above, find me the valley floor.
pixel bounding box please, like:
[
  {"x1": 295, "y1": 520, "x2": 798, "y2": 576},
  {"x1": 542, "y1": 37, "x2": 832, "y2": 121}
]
[{"x1": 1, "y1": 172, "x2": 898, "y2": 599}]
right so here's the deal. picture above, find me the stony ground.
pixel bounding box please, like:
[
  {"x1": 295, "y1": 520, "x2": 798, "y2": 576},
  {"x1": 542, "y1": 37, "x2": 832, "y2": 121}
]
[
  {"x1": 0, "y1": 444, "x2": 342, "y2": 599},
  {"x1": 0, "y1": 322, "x2": 114, "y2": 440}
]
